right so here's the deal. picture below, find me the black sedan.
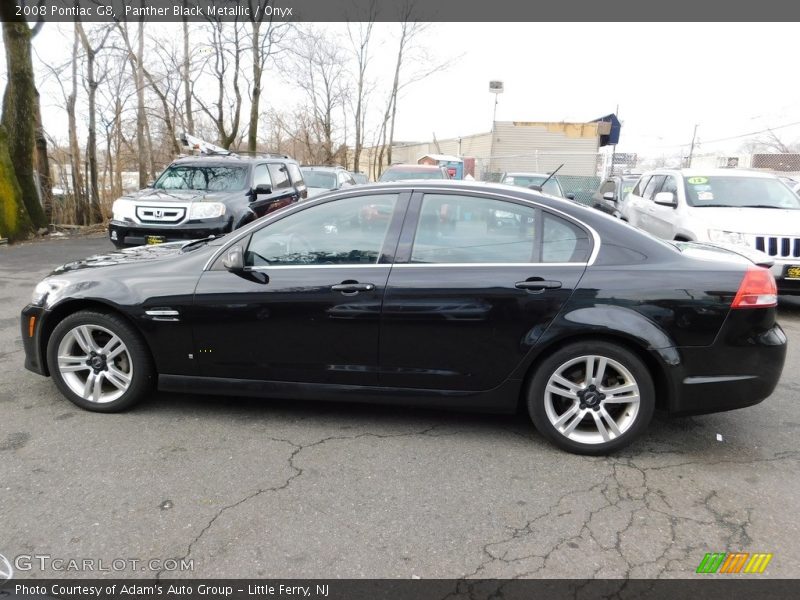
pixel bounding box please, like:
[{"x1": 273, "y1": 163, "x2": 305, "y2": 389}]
[{"x1": 21, "y1": 181, "x2": 787, "y2": 454}]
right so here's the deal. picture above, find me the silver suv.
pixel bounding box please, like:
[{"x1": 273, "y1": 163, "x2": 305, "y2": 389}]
[{"x1": 622, "y1": 168, "x2": 800, "y2": 293}]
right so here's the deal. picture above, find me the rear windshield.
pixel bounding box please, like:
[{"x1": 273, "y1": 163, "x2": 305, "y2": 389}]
[
  {"x1": 154, "y1": 165, "x2": 247, "y2": 192},
  {"x1": 684, "y1": 175, "x2": 800, "y2": 209},
  {"x1": 302, "y1": 170, "x2": 337, "y2": 189}
]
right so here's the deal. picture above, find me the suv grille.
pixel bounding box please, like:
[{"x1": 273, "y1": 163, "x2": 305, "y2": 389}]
[
  {"x1": 136, "y1": 206, "x2": 186, "y2": 224},
  {"x1": 754, "y1": 236, "x2": 800, "y2": 258}
]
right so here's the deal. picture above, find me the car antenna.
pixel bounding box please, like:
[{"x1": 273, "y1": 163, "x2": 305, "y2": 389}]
[{"x1": 529, "y1": 163, "x2": 564, "y2": 192}]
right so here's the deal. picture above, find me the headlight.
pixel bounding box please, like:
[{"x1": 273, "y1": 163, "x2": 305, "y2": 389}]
[
  {"x1": 111, "y1": 198, "x2": 135, "y2": 222},
  {"x1": 31, "y1": 279, "x2": 67, "y2": 307},
  {"x1": 189, "y1": 202, "x2": 226, "y2": 219},
  {"x1": 708, "y1": 230, "x2": 748, "y2": 245}
]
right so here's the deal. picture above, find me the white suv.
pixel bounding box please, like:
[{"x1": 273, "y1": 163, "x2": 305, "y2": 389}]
[{"x1": 622, "y1": 168, "x2": 800, "y2": 294}]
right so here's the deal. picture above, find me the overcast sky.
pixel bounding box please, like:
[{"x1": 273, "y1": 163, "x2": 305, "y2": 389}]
[{"x1": 2, "y1": 21, "x2": 800, "y2": 159}]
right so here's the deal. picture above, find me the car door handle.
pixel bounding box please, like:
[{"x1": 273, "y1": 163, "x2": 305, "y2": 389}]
[
  {"x1": 515, "y1": 279, "x2": 562, "y2": 290},
  {"x1": 331, "y1": 282, "x2": 375, "y2": 293}
]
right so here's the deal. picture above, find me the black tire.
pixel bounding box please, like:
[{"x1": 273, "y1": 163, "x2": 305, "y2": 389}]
[
  {"x1": 527, "y1": 341, "x2": 655, "y2": 455},
  {"x1": 46, "y1": 310, "x2": 155, "y2": 412}
]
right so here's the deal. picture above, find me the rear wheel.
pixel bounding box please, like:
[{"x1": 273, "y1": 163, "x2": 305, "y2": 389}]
[
  {"x1": 527, "y1": 341, "x2": 655, "y2": 455},
  {"x1": 46, "y1": 310, "x2": 154, "y2": 412}
]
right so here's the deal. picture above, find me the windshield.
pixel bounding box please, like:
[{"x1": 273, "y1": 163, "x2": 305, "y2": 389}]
[
  {"x1": 503, "y1": 175, "x2": 563, "y2": 197},
  {"x1": 379, "y1": 169, "x2": 444, "y2": 181},
  {"x1": 684, "y1": 175, "x2": 800, "y2": 209},
  {"x1": 154, "y1": 165, "x2": 247, "y2": 192},
  {"x1": 302, "y1": 170, "x2": 337, "y2": 189}
]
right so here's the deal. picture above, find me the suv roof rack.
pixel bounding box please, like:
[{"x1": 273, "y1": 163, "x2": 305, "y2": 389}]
[{"x1": 178, "y1": 132, "x2": 291, "y2": 160}]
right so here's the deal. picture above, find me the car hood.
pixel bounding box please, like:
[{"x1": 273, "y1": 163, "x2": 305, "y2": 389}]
[
  {"x1": 120, "y1": 188, "x2": 237, "y2": 204},
  {"x1": 690, "y1": 206, "x2": 800, "y2": 235},
  {"x1": 51, "y1": 241, "x2": 191, "y2": 275}
]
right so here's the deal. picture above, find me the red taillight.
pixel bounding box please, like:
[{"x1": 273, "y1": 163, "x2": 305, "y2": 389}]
[{"x1": 731, "y1": 266, "x2": 778, "y2": 309}]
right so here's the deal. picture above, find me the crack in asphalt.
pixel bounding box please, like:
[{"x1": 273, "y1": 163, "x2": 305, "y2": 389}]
[
  {"x1": 442, "y1": 450, "x2": 800, "y2": 593},
  {"x1": 155, "y1": 425, "x2": 444, "y2": 580}
]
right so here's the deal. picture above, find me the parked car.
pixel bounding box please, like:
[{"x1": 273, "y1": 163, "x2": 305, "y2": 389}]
[
  {"x1": 500, "y1": 172, "x2": 575, "y2": 200},
  {"x1": 591, "y1": 175, "x2": 640, "y2": 218},
  {"x1": 621, "y1": 168, "x2": 800, "y2": 294},
  {"x1": 23, "y1": 181, "x2": 785, "y2": 455},
  {"x1": 109, "y1": 154, "x2": 307, "y2": 248},
  {"x1": 378, "y1": 164, "x2": 450, "y2": 181},
  {"x1": 301, "y1": 166, "x2": 356, "y2": 197},
  {"x1": 351, "y1": 171, "x2": 369, "y2": 185}
]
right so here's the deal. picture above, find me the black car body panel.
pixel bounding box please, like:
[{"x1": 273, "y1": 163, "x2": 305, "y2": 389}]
[{"x1": 23, "y1": 181, "x2": 786, "y2": 424}]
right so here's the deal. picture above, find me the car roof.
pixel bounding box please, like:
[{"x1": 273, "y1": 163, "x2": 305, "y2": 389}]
[
  {"x1": 171, "y1": 154, "x2": 296, "y2": 166},
  {"x1": 302, "y1": 165, "x2": 347, "y2": 171},
  {"x1": 384, "y1": 164, "x2": 445, "y2": 170},
  {"x1": 643, "y1": 168, "x2": 780, "y2": 179}
]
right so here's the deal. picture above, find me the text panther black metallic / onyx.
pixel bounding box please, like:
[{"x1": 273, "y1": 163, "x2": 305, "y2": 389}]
[{"x1": 22, "y1": 181, "x2": 786, "y2": 454}]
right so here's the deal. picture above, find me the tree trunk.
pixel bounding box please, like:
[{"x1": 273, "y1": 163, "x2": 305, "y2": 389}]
[
  {"x1": 182, "y1": 8, "x2": 194, "y2": 135},
  {"x1": 248, "y1": 18, "x2": 262, "y2": 153},
  {"x1": 67, "y1": 26, "x2": 86, "y2": 224},
  {"x1": 77, "y1": 24, "x2": 102, "y2": 224},
  {"x1": 0, "y1": 125, "x2": 32, "y2": 240},
  {"x1": 0, "y1": 13, "x2": 47, "y2": 231},
  {"x1": 136, "y1": 19, "x2": 148, "y2": 187},
  {"x1": 33, "y1": 87, "x2": 53, "y2": 223}
]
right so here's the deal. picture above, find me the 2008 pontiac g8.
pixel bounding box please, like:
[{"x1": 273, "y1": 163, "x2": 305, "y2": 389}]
[{"x1": 21, "y1": 181, "x2": 787, "y2": 454}]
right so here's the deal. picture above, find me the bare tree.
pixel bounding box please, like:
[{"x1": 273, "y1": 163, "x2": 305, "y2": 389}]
[
  {"x1": 182, "y1": 1, "x2": 195, "y2": 135},
  {"x1": 76, "y1": 23, "x2": 113, "y2": 223},
  {"x1": 346, "y1": 4, "x2": 377, "y2": 173},
  {"x1": 246, "y1": 2, "x2": 290, "y2": 152},
  {"x1": 194, "y1": 19, "x2": 244, "y2": 149},
  {"x1": 291, "y1": 29, "x2": 349, "y2": 164}
]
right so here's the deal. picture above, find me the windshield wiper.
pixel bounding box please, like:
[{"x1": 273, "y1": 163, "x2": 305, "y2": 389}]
[
  {"x1": 737, "y1": 204, "x2": 786, "y2": 209},
  {"x1": 180, "y1": 235, "x2": 218, "y2": 252}
]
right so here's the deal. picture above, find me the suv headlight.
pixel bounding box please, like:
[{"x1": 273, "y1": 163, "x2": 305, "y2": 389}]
[
  {"x1": 708, "y1": 230, "x2": 748, "y2": 245},
  {"x1": 31, "y1": 279, "x2": 67, "y2": 307},
  {"x1": 112, "y1": 198, "x2": 135, "y2": 221},
  {"x1": 189, "y1": 202, "x2": 226, "y2": 219}
]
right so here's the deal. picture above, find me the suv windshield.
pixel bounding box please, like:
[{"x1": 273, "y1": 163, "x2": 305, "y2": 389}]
[
  {"x1": 503, "y1": 175, "x2": 562, "y2": 197},
  {"x1": 302, "y1": 170, "x2": 337, "y2": 189},
  {"x1": 685, "y1": 175, "x2": 800, "y2": 209},
  {"x1": 154, "y1": 165, "x2": 248, "y2": 192}
]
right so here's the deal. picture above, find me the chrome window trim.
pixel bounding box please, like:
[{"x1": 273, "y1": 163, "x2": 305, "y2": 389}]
[
  {"x1": 393, "y1": 262, "x2": 587, "y2": 268},
  {"x1": 203, "y1": 185, "x2": 601, "y2": 271}
]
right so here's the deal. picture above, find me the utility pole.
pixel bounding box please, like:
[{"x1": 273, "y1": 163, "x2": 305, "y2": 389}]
[
  {"x1": 609, "y1": 104, "x2": 619, "y2": 177},
  {"x1": 687, "y1": 124, "x2": 699, "y2": 168}
]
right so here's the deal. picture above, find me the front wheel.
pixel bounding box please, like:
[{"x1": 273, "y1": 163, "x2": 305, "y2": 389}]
[
  {"x1": 527, "y1": 341, "x2": 655, "y2": 455},
  {"x1": 46, "y1": 310, "x2": 155, "y2": 412}
]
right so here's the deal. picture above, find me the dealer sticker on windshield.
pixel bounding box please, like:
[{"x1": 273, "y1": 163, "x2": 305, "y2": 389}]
[{"x1": 687, "y1": 176, "x2": 709, "y2": 185}]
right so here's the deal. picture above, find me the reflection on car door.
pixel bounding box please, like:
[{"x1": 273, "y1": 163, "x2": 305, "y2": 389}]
[
  {"x1": 379, "y1": 191, "x2": 590, "y2": 393},
  {"x1": 191, "y1": 192, "x2": 408, "y2": 385}
]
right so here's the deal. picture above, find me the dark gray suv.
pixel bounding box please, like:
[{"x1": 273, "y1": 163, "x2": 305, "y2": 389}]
[{"x1": 109, "y1": 154, "x2": 307, "y2": 248}]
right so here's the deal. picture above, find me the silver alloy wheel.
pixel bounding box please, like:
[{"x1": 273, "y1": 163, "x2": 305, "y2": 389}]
[
  {"x1": 56, "y1": 324, "x2": 133, "y2": 404},
  {"x1": 543, "y1": 354, "x2": 640, "y2": 445}
]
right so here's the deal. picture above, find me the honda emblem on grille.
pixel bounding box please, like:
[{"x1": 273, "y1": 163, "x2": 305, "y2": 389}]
[{"x1": 154, "y1": 210, "x2": 164, "y2": 219}]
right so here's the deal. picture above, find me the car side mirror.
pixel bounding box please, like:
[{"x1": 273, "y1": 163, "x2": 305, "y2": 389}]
[
  {"x1": 654, "y1": 191, "x2": 677, "y2": 207},
  {"x1": 222, "y1": 245, "x2": 245, "y2": 272},
  {"x1": 565, "y1": 192, "x2": 576, "y2": 200},
  {"x1": 603, "y1": 191, "x2": 615, "y2": 201},
  {"x1": 252, "y1": 184, "x2": 272, "y2": 198}
]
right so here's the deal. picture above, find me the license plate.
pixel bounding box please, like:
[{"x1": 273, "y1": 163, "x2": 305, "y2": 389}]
[
  {"x1": 146, "y1": 235, "x2": 166, "y2": 245},
  {"x1": 785, "y1": 265, "x2": 800, "y2": 280}
]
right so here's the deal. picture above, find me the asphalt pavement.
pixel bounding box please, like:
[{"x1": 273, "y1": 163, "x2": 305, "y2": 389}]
[{"x1": 1, "y1": 233, "x2": 798, "y2": 579}]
